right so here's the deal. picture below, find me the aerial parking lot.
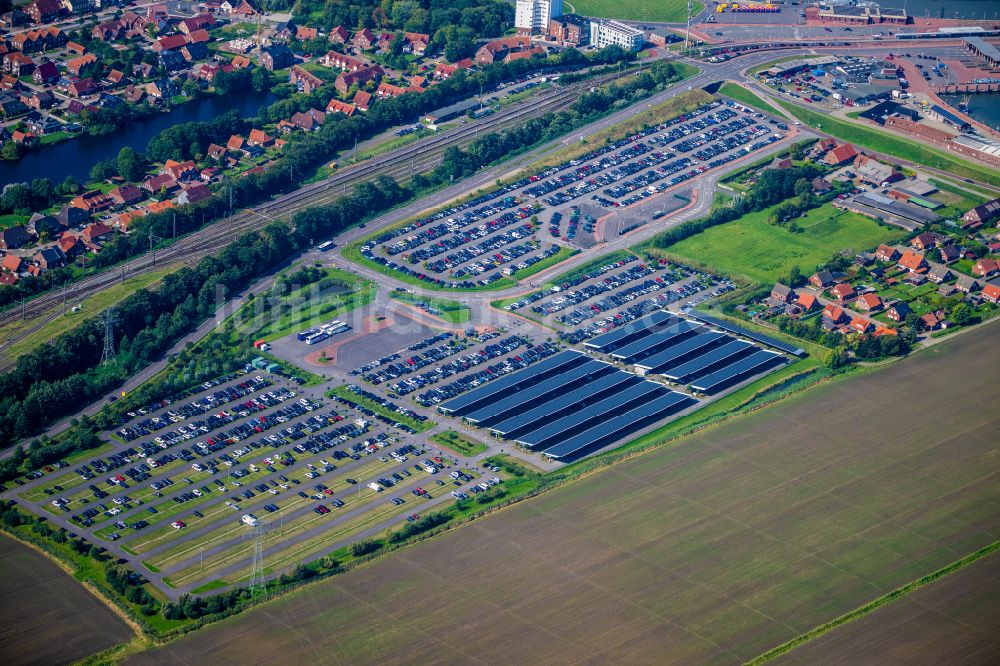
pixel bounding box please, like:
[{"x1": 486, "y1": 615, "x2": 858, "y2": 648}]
[{"x1": 354, "y1": 100, "x2": 790, "y2": 291}]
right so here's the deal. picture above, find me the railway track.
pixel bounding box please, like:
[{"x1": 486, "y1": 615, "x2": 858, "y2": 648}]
[{"x1": 0, "y1": 71, "x2": 625, "y2": 369}]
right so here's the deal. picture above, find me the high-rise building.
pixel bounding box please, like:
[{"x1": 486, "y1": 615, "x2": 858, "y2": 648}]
[
  {"x1": 589, "y1": 19, "x2": 645, "y2": 50},
  {"x1": 515, "y1": 0, "x2": 563, "y2": 35}
]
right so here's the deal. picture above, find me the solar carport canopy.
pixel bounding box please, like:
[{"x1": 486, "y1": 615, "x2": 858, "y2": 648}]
[
  {"x1": 462, "y1": 358, "x2": 613, "y2": 425},
  {"x1": 583, "y1": 310, "x2": 675, "y2": 353},
  {"x1": 515, "y1": 380, "x2": 667, "y2": 449},
  {"x1": 634, "y1": 331, "x2": 726, "y2": 373},
  {"x1": 662, "y1": 339, "x2": 753, "y2": 382},
  {"x1": 542, "y1": 391, "x2": 695, "y2": 459},
  {"x1": 690, "y1": 350, "x2": 784, "y2": 393},
  {"x1": 610, "y1": 320, "x2": 701, "y2": 363},
  {"x1": 489, "y1": 370, "x2": 638, "y2": 437},
  {"x1": 439, "y1": 350, "x2": 585, "y2": 416}
]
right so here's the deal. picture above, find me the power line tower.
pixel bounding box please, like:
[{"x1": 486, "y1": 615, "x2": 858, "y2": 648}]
[
  {"x1": 685, "y1": 0, "x2": 693, "y2": 50},
  {"x1": 100, "y1": 308, "x2": 117, "y2": 365},
  {"x1": 248, "y1": 522, "x2": 265, "y2": 597}
]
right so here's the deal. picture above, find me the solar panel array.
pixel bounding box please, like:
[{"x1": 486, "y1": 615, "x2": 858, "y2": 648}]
[
  {"x1": 440, "y1": 349, "x2": 696, "y2": 459},
  {"x1": 685, "y1": 313, "x2": 806, "y2": 356},
  {"x1": 438, "y1": 313, "x2": 793, "y2": 461}
]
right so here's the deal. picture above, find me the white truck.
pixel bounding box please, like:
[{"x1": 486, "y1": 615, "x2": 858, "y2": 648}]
[
  {"x1": 368, "y1": 482, "x2": 383, "y2": 492},
  {"x1": 241, "y1": 514, "x2": 260, "y2": 527}
]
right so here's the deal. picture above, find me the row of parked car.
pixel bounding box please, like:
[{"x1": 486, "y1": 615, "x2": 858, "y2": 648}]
[
  {"x1": 389, "y1": 334, "x2": 523, "y2": 397},
  {"x1": 361, "y1": 338, "x2": 466, "y2": 385},
  {"x1": 416, "y1": 342, "x2": 559, "y2": 407},
  {"x1": 531, "y1": 263, "x2": 656, "y2": 317}
]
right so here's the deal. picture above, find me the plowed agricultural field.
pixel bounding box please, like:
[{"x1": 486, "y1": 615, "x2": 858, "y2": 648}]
[
  {"x1": 774, "y1": 551, "x2": 1000, "y2": 665},
  {"x1": 0, "y1": 534, "x2": 134, "y2": 666},
  {"x1": 130, "y1": 323, "x2": 1000, "y2": 666}
]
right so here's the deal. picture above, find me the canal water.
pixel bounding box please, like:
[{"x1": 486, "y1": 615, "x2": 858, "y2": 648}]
[
  {"x1": 901, "y1": 0, "x2": 1000, "y2": 20},
  {"x1": 1, "y1": 89, "x2": 276, "y2": 187}
]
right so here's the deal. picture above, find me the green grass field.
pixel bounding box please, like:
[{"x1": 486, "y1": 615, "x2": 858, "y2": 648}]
[
  {"x1": 389, "y1": 290, "x2": 471, "y2": 324},
  {"x1": 430, "y1": 431, "x2": 488, "y2": 456},
  {"x1": 718, "y1": 82, "x2": 782, "y2": 117},
  {"x1": 660, "y1": 204, "x2": 903, "y2": 284},
  {"x1": 327, "y1": 385, "x2": 435, "y2": 433},
  {"x1": 777, "y1": 100, "x2": 1000, "y2": 187},
  {"x1": 570, "y1": 0, "x2": 702, "y2": 22}
]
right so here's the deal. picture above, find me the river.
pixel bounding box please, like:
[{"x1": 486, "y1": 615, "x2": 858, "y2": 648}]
[
  {"x1": 899, "y1": 0, "x2": 1000, "y2": 20},
  {"x1": 1, "y1": 89, "x2": 276, "y2": 188}
]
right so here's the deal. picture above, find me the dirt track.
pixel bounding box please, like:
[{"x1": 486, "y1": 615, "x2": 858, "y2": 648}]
[{"x1": 128, "y1": 322, "x2": 1000, "y2": 666}]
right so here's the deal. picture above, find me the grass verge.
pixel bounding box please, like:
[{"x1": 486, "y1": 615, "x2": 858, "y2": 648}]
[
  {"x1": 326, "y1": 385, "x2": 435, "y2": 433},
  {"x1": 718, "y1": 82, "x2": 782, "y2": 116},
  {"x1": 431, "y1": 430, "x2": 488, "y2": 456}
]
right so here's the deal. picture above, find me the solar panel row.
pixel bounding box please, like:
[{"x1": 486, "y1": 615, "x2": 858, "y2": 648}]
[
  {"x1": 463, "y1": 358, "x2": 614, "y2": 425},
  {"x1": 542, "y1": 392, "x2": 696, "y2": 459},
  {"x1": 609, "y1": 320, "x2": 701, "y2": 364},
  {"x1": 515, "y1": 381, "x2": 668, "y2": 449},
  {"x1": 489, "y1": 370, "x2": 638, "y2": 437},
  {"x1": 439, "y1": 350, "x2": 586, "y2": 415},
  {"x1": 690, "y1": 350, "x2": 785, "y2": 393},
  {"x1": 634, "y1": 331, "x2": 727, "y2": 373},
  {"x1": 686, "y1": 313, "x2": 806, "y2": 357},
  {"x1": 662, "y1": 339, "x2": 753, "y2": 382},
  {"x1": 583, "y1": 310, "x2": 675, "y2": 353}
]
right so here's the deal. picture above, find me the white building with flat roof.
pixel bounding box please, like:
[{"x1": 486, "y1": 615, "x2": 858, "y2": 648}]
[
  {"x1": 515, "y1": 0, "x2": 563, "y2": 35},
  {"x1": 589, "y1": 19, "x2": 645, "y2": 50}
]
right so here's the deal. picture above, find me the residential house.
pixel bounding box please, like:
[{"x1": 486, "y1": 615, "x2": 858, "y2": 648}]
[
  {"x1": 66, "y1": 41, "x2": 85, "y2": 55},
  {"x1": 856, "y1": 293, "x2": 882, "y2": 311},
  {"x1": 206, "y1": 143, "x2": 226, "y2": 161},
  {"x1": 770, "y1": 283, "x2": 794, "y2": 304},
  {"x1": 123, "y1": 86, "x2": 146, "y2": 104},
  {"x1": 403, "y1": 32, "x2": 429, "y2": 54},
  {"x1": 27, "y1": 212, "x2": 63, "y2": 237},
  {"x1": 320, "y1": 51, "x2": 367, "y2": 71},
  {"x1": 353, "y1": 89, "x2": 371, "y2": 111},
  {"x1": 33, "y1": 246, "x2": 65, "y2": 270},
  {"x1": 295, "y1": 25, "x2": 317, "y2": 41},
  {"x1": 113, "y1": 209, "x2": 145, "y2": 232},
  {"x1": 874, "y1": 244, "x2": 900, "y2": 262},
  {"x1": 829, "y1": 283, "x2": 855, "y2": 301},
  {"x1": 352, "y1": 28, "x2": 375, "y2": 50},
  {"x1": 982, "y1": 279, "x2": 1000, "y2": 304},
  {"x1": 325, "y1": 99, "x2": 355, "y2": 117},
  {"x1": 506, "y1": 46, "x2": 546, "y2": 62},
  {"x1": 66, "y1": 78, "x2": 98, "y2": 97},
  {"x1": 972, "y1": 257, "x2": 999, "y2": 278},
  {"x1": 179, "y1": 13, "x2": 215, "y2": 34},
  {"x1": 289, "y1": 65, "x2": 322, "y2": 94},
  {"x1": 230, "y1": 55, "x2": 252, "y2": 69},
  {"x1": 0, "y1": 272, "x2": 18, "y2": 286},
  {"x1": 962, "y1": 198, "x2": 1000, "y2": 227},
  {"x1": 939, "y1": 244, "x2": 960, "y2": 264},
  {"x1": 159, "y1": 49, "x2": 186, "y2": 70},
  {"x1": 247, "y1": 128, "x2": 273, "y2": 147},
  {"x1": 848, "y1": 317, "x2": 872, "y2": 334},
  {"x1": 4, "y1": 52, "x2": 34, "y2": 76},
  {"x1": 852, "y1": 154, "x2": 899, "y2": 186},
  {"x1": 226, "y1": 134, "x2": 246, "y2": 152},
  {"x1": 0, "y1": 9, "x2": 30, "y2": 29},
  {"x1": 108, "y1": 184, "x2": 144, "y2": 207},
  {"x1": 163, "y1": 159, "x2": 199, "y2": 182},
  {"x1": 821, "y1": 303, "x2": 847, "y2": 324},
  {"x1": 927, "y1": 265, "x2": 953, "y2": 284},
  {"x1": 476, "y1": 36, "x2": 530, "y2": 65},
  {"x1": 54, "y1": 204, "x2": 88, "y2": 228},
  {"x1": 186, "y1": 29, "x2": 211, "y2": 45},
  {"x1": 10, "y1": 130, "x2": 36, "y2": 145},
  {"x1": 823, "y1": 143, "x2": 859, "y2": 166},
  {"x1": 898, "y1": 250, "x2": 928, "y2": 273},
  {"x1": 92, "y1": 19, "x2": 126, "y2": 41},
  {"x1": 289, "y1": 108, "x2": 325, "y2": 131},
  {"x1": 911, "y1": 231, "x2": 941, "y2": 251},
  {"x1": 176, "y1": 184, "x2": 211, "y2": 205},
  {"x1": 811, "y1": 177, "x2": 832, "y2": 194},
  {"x1": 797, "y1": 292, "x2": 818, "y2": 311},
  {"x1": 955, "y1": 275, "x2": 981, "y2": 293},
  {"x1": 26, "y1": 0, "x2": 63, "y2": 24},
  {"x1": 376, "y1": 82, "x2": 407, "y2": 98},
  {"x1": 142, "y1": 173, "x2": 179, "y2": 195},
  {"x1": 433, "y1": 62, "x2": 457, "y2": 79},
  {"x1": 66, "y1": 53, "x2": 97, "y2": 77},
  {"x1": 1, "y1": 254, "x2": 24, "y2": 274},
  {"x1": 260, "y1": 44, "x2": 293, "y2": 71},
  {"x1": 180, "y1": 42, "x2": 209, "y2": 62},
  {"x1": 0, "y1": 225, "x2": 32, "y2": 249},
  {"x1": 25, "y1": 89, "x2": 55, "y2": 109},
  {"x1": 886, "y1": 301, "x2": 911, "y2": 322},
  {"x1": 154, "y1": 34, "x2": 188, "y2": 52},
  {"x1": 32, "y1": 60, "x2": 58, "y2": 85},
  {"x1": 230, "y1": 0, "x2": 259, "y2": 17},
  {"x1": 335, "y1": 64, "x2": 382, "y2": 95},
  {"x1": 808, "y1": 269, "x2": 834, "y2": 289},
  {"x1": 71, "y1": 190, "x2": 110, "y2": 213},
  {"x1": 146, "y1": 199, "x2": 175, "y2": 215},
  {"x1": 328, "y1": 25, "x2": 349, "y2": 43},
  {"x1": 81, "y1": 221, "x2": 113, "y2": 244},
  {"x1": 57, "y1": 234, "x2": 84, "y2": 258},
  {"x1": 919, "y1": 313, "x2": 941, "y2": 330},
  {"x1": 146, "y1": 78, "x2": 176, "y2": 100}
]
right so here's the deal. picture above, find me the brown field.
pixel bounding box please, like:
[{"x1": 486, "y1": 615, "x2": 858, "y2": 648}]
[
  {"x1": 776, "y1": 551, "x2": 1000, "y2": 665},
  {"x1": 0, "y1": 534, "x2": 134, "y2": 666},
  {"x1": 129, "y1": 324, "x2": 1000, "y2": 666}
]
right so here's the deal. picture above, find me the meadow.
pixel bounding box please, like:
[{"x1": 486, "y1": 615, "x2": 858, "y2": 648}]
[
  {"x1": 569, "y1": 0, "x2": 702, "y2": 22},
  {"x1": 659, "y1": 203, "x2": 902, "y2": 284}
]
